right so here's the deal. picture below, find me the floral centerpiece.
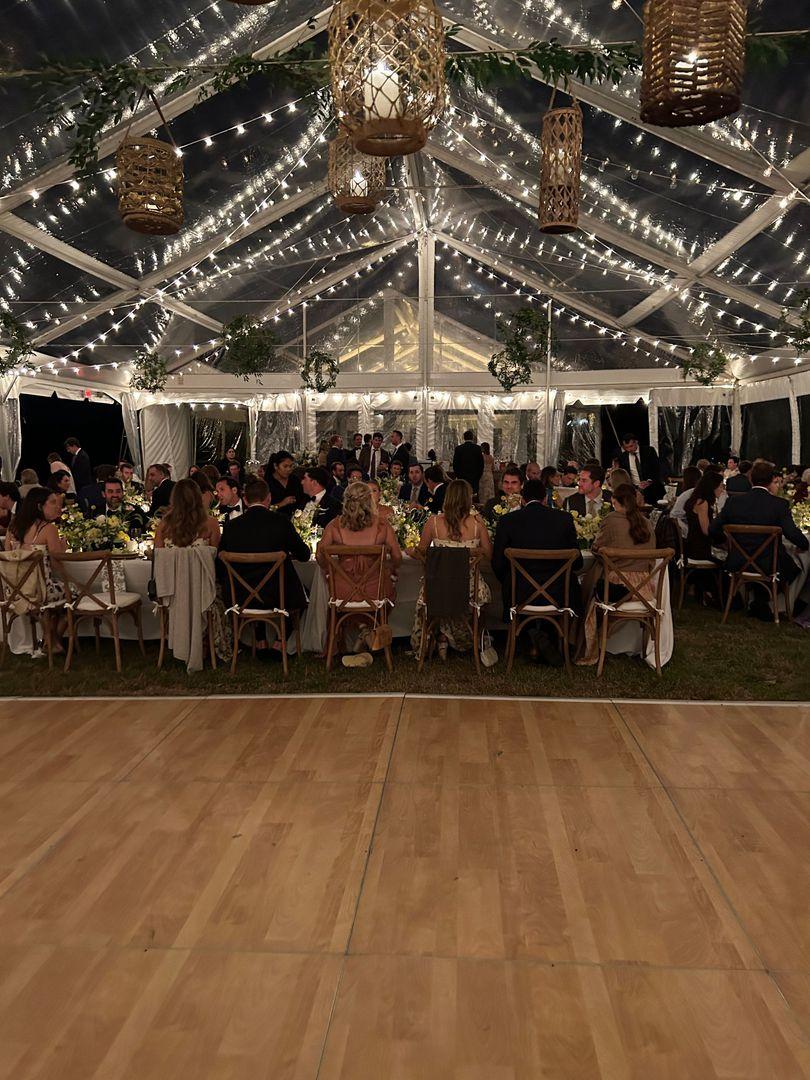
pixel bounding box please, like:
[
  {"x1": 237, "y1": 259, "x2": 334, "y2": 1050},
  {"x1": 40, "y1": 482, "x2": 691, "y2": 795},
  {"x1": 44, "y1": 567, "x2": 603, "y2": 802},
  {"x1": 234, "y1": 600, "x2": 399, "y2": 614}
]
[
  {"x1": 58, "y1": 504, "x2": 134, "y2": 552},
  {"x1": 485, "y1": 493, "x2": 522, "y2": 540},
  {"x1": 295, "y1": 450, "x2": 319, "y2": 470},
  {"x1": 292, "y1": 507, "x2": 322, "y2": 555},
  {"x1": 569, "y1": 511, "x2": 602, "y2": 550},
  {"x1": 123, "y1": 483, "x2": 150, "y2": 515},
  {"x1": 378, "y1": 474, "x2": 401, "y2": 505},
  {"x1": 793, "y1": 500, "x2": 810, "y2": 533},
  {"x1": 389, "y1": 502, "x2": 427, "y2": 552}
]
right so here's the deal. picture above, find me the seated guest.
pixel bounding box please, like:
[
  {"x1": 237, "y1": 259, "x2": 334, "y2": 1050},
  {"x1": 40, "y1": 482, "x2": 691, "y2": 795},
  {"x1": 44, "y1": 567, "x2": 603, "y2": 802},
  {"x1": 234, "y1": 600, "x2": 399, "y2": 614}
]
[
  {"x1": 215, "y1": 477, "x2": 243, "y2": 520},
  {"x1": 328, "y1": 460, "x2": 347, "y2": 501},
  {"x1": 709, "y1": 460, "x2": 809, "y2": 616},
  {"x1": 565, "y1": 465, "x2": 606, "y2": 517},
  {"x1": 190, "y1": 472, "x2": 216, "y2": 512},
  {"x1": 200, "y1": 464, "x2": 221, "y2": 488},
  {"x1": 266, "y1": 451, "x2": 305, "y2": 516},
  {"x1": 117, "y1": 460, "x2": 142, "y2": 490},
  {"x1": 155, "y1": 478, "x2": 221, "y2": 549},
  {"x1": 540, "y1": 466, "x2": 561, "y2": 507},
  {"x1": 389, "y1": 460, "x2": 405, "y2": 494},
  {"x1": 218, "y1": 476, "x2": 311, "y2": 659},
  {"x1": 226, "y1": 461, "x2": 244, "y2": 485},
  {"x1": 326, "y1": 434, "x2": 346, "y2": 469},
  {"x1": 100, "y1": 477, "x2": 147, "y2": 533},
  {"x1": 5, "y1": 486, "x2": 68, "y2": 648},
  {"x1": 48, "y1": 470, "x2": 75, "y2": 503},
  {"x1": 346, "y1": 462, "x2": 365, "y2": 485},
  {"x1": 684, "y1": 472, "x2": 725, "y2": 562},
  {"x1": 618, "y1": 433, "x2": 664, "y2": 503},
  {"x1": 367, "y1": 478, "x2": 393, "y2": 525},
  {"x1": 424, "y1": 464, "x2": 447, "y2": 513},
  {"x1": 524, "y1": 461, "x2": 542, "y2": 483},
  {"x1": 606, "y1": 467, "x2": 645, "y2": 508},
  {"x1": 696, "y1": 458, "x2": 711, "y2": 474},
  {"x1": 561, "y1": 464, "x2": 579, "y2": 487},
  {"x1": 147, "y1": 463, "x2": 175, "y2": 516},
  {"x1": 724, "y1": 455, "x2": 741, "y2": 480},
  {"x1": 400, "y1": 463, "x2": 429, "y2": 506},
  {"x1": 18, "y1": 469, "x2": 41, "y2": 499},
  {"x1": 726, "y1": 459, "x2": 753, "y2": 493},
  {"x1": 670, "y1": 466, "x2": 703, "y2": 536},
  {"x1": 492, "y1": 478, "x2": 582, "y2": 666},
  {"x1": 675, "y1": 465, "x2": 702, "y2": 497},
  {"x1": 0, "y1": 482, "x2": 20, "y2": 537},
  {"x1": 302, "y1": 467, "x2": 341, "y2": 527},
  {"x1": 47, "y1": 452, "x2": 75, "y2": 493},
  {"x1": 78, "y1": 464, "x2": 116, "y2": 516},
  {"x1": 218, "y1": 447, "x2": 240, "y2": 477},
  {"x1": 483, "y1": 465, "x2": 522, "y2": 522}
]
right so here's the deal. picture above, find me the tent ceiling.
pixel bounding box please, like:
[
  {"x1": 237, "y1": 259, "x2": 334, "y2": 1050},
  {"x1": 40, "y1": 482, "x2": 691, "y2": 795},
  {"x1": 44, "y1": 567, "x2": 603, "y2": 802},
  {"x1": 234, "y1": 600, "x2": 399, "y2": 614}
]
[{"x1": 1, "y1": 0, "x2": 808, "y2": 393}]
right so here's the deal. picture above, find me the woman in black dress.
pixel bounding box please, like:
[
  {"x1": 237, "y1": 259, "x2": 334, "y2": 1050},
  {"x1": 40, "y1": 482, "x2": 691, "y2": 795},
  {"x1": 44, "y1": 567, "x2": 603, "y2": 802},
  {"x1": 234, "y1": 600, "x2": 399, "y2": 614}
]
[
  {"x1": 684, "y1": 471, "x2": 725, "y2": 603},
  {"x1": 265, "y1": 451, "x2": 305, "y2": 516}
]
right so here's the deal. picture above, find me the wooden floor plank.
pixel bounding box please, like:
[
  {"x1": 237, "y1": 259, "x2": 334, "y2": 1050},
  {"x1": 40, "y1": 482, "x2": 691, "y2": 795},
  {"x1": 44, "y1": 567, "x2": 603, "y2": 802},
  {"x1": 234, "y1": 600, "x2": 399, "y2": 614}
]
[
  {"x1": 318, "y1": 956, "x2": 810, "y2": 1080},
  {"x1": 0, "y1": 945, "x2": 340, "y2": 1080},
  {"x1": 388, "y1": 698, "x2": 657, "y2": 788},
  {"x1": 128, "y1": 696, "x2": 400, "y2": 784},
  {"x1": 619, "y1": 703, "x2": 810, "y2": 791},
  {"x1": 0, "y1": 780, "x2": 382, "y2": 953},
  {"x1": 350, "y1": 782, "x2": 757, "y2": 967}
]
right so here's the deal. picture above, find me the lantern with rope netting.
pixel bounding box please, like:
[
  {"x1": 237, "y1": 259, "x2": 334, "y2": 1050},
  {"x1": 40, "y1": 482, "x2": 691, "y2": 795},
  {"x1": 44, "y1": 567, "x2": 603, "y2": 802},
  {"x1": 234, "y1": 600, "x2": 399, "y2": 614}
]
[
  {"x1": 640, "y1": 0, "x2": 747, "y2": 127},
  {"x1": 328, "y1": 132, "x2": 387, "y2": 214},
  {"x1": 328, "y1": 0, "x2": 446, "y2": 157},
  {"x1": 538, "y1": 102, "x2": 583, "y2": 234}
]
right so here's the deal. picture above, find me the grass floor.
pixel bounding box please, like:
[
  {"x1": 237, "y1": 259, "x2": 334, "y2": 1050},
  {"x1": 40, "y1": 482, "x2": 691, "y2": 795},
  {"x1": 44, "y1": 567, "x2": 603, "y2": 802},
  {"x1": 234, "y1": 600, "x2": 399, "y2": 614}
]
[{"x1": 1, "y1": 601, "x2": 809, "y2": 701}]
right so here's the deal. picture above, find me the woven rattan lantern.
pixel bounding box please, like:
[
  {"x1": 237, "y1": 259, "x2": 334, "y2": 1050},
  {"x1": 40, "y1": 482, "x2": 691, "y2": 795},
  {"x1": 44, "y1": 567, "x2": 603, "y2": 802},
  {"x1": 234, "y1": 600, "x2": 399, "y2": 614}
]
[
  {"x1": 538, "y1": 104, "x2": 582, "y2": 234},
  {"x1": 640, "y1": 0, "x2": 747, "y2": 127},
  {"x1": 328, "y1": 0, "x2": 446, "y2": 157},
  {"x1": 116, "y1": 136, "x2": 183, "y2": 235},
  {"x1": 328, "y1": 133, "x2": 386, "y2": 214}
]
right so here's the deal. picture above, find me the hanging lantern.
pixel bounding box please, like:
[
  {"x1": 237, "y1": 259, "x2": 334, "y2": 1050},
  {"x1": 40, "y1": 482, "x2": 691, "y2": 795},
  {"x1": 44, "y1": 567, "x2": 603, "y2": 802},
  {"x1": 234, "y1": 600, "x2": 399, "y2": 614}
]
[
  {"x1": 328, "y1": 133, "x2": 387, "y2": 214},
  {"x1": 116, "y1": 136, "x2": 183, "y2": 235},
  {"x1": 225, "y1": 0, "x2": 272, "y2": 4},
  {"x1": 640, "y1": 0, "x2": 747, "y2": 127},
  {"x1": 538, "y1": 104, "x2": 582, "y2": 234},
  {"x1": 328, "y1": 0, "x2": 446, "y2": 157}
]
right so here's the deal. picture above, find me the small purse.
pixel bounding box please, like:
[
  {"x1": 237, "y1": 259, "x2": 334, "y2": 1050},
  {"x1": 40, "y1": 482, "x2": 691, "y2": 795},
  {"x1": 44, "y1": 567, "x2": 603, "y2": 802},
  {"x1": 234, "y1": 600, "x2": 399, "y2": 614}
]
[{"x1": 147, "y1": 545, "x2": 158, "y2": 602}]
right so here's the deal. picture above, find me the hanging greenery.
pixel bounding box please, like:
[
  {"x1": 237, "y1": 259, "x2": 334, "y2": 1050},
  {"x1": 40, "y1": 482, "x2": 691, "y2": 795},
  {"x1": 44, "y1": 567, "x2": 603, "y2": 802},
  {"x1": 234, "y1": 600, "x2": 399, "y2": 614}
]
[
  {"x1": 302, "y1": 347, "x2": 339, "y2": 393},
  {"x1": 130, "y1": 348, "x2": 168, "y2": 393},
  {"x1": 682, "y1": 343, "x2": 730, "y2": 386},
  {"x1": 779, "y1": 289, "x2": 810, "y2": 355},
  {"x1": 220, "y1": 316, "x2": 277, "y2": 381},
  {"x1": 0, "y1": 311, "x2": 34, "y2": 377},
  {"x1": 488, "y1": 307, "x2": 550, "y2": 391}
]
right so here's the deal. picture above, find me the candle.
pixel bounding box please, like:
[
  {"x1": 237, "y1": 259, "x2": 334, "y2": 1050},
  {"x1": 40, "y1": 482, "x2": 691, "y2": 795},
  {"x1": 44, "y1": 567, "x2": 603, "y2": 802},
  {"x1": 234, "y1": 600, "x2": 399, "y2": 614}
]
[
  {"x1": 349, "y1": 169, "x2": 369, "y2": 198},
  {"x1": 363, "y1": 60, "x2": 402, "y2": 120}
]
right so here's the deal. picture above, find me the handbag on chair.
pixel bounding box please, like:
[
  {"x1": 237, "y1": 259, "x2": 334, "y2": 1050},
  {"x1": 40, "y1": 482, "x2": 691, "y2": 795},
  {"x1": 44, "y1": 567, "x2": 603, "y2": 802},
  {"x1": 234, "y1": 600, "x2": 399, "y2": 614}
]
[{"x1": 368, "y1": 554, "x2": 393, "y2": 651}]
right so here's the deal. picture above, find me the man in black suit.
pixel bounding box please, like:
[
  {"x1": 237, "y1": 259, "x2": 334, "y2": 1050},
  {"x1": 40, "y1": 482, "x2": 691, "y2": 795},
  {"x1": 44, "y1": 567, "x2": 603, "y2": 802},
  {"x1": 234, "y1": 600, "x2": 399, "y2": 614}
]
[
  {"x1": 359, "y1": 431, "x2": 390, "y2": 480},
  {"x1": 326, "y1": 435, "x2": 346, "y2": 470},
  {"x1": 99, "y1": 477, "x2": 147, "y2": 534},
  {"x1": 328, "y1": 460, "x2": 347, "y2": 501},
  {"x1": 65, "y1": 437, "x2": 92, "y2": 491},
  {"x1": 146, "y1": 463, "x2": 175, "y2": 516},
  {"x1": 218, "y1": 476, "x2": 311, "y2": 658},
  {"x1": 424, "y1": 465, "x2": 446, "y2": 514},
  {"x1": 118, "y1": 460, "x2": 143, "y2": 492},
  {"x1": 564, "y1": 464, "x2": 608, "y2": 518},
  {"x1": 617, "y1": 433, "x2": 664, "y2": 504},
  {"x1": 482, "y1": 466, "x2": 522, "y2": 522},
  {"x1": 709, "y1": 460, "x2": 808, "y2": 614},
  {"x1": 78, "y1": 464, "x2": 116, "y2": 517},
  {"x1": 452, "y1": 430, "x2": 484, "y2": 495},
  {"x1": 400, "y1": 463, "x2": 429, "y2": 506},
  {"x1": 216, "y1": 477, "x2": 244, "y2": 521},
  {"x1": 492, "y1": 479, "x2": 583, "y2": 666},
  {"x1": 389, "y1": 430, "x2": 410, "y2": 473},
  {"x1": 725, "y1": 459, "x2": 753, "y2": 494},
  {"x1": 347, "y1": 432, "x2": 364, "y2": 464},
  {"x1": 302, "y1": 467, "x2": 341, "y2": 527}
]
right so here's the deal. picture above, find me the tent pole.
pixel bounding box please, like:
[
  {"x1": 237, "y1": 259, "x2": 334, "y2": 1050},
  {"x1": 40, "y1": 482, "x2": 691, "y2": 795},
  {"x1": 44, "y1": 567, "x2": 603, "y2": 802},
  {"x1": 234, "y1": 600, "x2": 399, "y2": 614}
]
[{"x1": 543, "y1": 298, "x2": 552, "y2": 463}]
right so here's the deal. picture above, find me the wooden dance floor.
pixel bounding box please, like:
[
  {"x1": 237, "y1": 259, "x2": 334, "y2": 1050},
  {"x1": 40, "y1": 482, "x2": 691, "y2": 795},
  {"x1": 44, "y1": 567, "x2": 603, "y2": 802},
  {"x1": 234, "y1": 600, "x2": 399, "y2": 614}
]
[{"x1": 2, "y1": 694, "x2": 810, "y2": 1078}]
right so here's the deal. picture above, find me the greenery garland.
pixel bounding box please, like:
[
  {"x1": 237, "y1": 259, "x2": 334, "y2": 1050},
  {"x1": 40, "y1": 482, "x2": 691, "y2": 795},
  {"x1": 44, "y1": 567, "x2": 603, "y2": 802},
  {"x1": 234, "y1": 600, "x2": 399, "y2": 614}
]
[
  {"x1": 302, "y1": 346, "x2": 339, "y2": 392},
  {"x1": 220, "y1": 316, "x2": 277, "y2": 381},
  {"x1": 682, "y1": 343, "x2": 730, "y2": 386},
  {"x1": 0, "y1": 311, "x2": 34, "y2": 377},
  {"x1": 779, "y1": 289, "x2": 810, "y2": 355},
  {"x1": 130, "y1": 348, "x2": 168, "y2": 393},
  {"x1": 488, "y1": 307, "x2": 550, "y2": 391}
]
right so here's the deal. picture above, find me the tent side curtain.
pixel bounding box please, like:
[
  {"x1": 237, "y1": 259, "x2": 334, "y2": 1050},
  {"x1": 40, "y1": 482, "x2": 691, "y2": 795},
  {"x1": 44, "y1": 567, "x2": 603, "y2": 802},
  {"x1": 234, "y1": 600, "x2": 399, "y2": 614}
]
[
  {"x1": 140, "y1": 405, "x2": 193, "y2": 481},
  {"x1": 0, "y1": 377, "x2": 21, "y2": 481}
]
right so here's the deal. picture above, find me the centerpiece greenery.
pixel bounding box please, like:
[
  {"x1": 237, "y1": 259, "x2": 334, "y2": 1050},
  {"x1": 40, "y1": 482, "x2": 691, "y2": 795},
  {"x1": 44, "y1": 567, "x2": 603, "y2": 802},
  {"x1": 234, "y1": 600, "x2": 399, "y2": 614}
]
[
  {"x1": 58, "y1": 505, "x2": 134, "y2": 552},
  {"x1": 0, "y1": 311, "x2": 34, "y2": 377},
  {"x1": 780, "y1": 290, "x2": 810, "y2": 356},
  {"x1": 681, "y1": 343, "x2": 731, "y2": 386},
  {"x1": 302, "y1": 347, "x2": 339, "y2": 393}
]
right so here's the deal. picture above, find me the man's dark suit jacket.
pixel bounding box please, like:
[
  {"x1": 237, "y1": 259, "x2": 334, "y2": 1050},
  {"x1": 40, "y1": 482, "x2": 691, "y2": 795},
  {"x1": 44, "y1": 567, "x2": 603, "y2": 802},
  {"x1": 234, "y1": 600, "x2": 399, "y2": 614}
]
[
  {"x1": 326, "y1": 447, "x2": 346, "y2": 470},
  {"x1": 617, "y1": 446, "x2": 664, "y2": 503},
  {"x1": 452, "y1": 440, "x2": 485, "y2": 493},
  {"x1": 359, "y1": 446, "x2": 391, "y2": 477},
  {"x1": 725, "y1": 474, "x2": 752, "y2": 494},
  {"x1": 564, "y1": 492, "x2": 608, "y2": 516},
  {"x1": 426, "y1": 483, "x2": 446, "y2": 514},
  {"x1": 709, "y1": 487, "x2": 808, "y2": 583},
  {"x1": 399, "y1": 481, "x2": 429, "y2": 506},
  {"x1": 78, "y1": 482, "x2": 105, "y2": 517},
  {"x1": 149, "y1": 478, "x2": 175, "y2": 517},
  {"x1": 69, "y1": 449, "x2": 92, "y2": 491},
  {"x1": 492, "y1": 502, "x2": 583, "y2": 613},
  {"x1": 309, "y1": 493, "x2": 341, "y2": 528},
  {"x1": 390, "y1": 443, "x2": 410, "y2": 472},
  {"x1": 218, "y1": 505, "x2": 311, "y2": 611}
]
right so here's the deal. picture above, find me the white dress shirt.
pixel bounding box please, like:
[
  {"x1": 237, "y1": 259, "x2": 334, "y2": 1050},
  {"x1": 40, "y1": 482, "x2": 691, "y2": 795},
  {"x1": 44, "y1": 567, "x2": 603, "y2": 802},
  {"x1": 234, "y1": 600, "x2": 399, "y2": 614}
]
[{"x1": 627, "y1": 452, "x2": 642, "y2": 486}]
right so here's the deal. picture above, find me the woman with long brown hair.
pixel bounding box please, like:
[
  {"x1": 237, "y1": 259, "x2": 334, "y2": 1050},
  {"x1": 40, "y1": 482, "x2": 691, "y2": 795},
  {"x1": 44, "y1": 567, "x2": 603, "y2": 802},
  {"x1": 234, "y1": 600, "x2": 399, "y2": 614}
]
[
  {"x1": 154, "y1": 478, "x2": 221, "y2": 549},
  {"x1": 5, "y1": 486, "x2": 68, "y2": 649}
]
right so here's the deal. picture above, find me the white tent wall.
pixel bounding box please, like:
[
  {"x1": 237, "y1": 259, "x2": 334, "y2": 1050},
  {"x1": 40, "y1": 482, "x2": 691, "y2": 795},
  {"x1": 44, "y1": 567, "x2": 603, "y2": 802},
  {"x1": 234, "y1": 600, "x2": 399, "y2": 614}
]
[
  {"x1": 0, "y1": 376, "x2": 22, "y2": 481},
  {"x1": 739, "y1": 372, "x2": 810, "y2": 465},
  {"x1": 140, "y1": 404, "x2": 193, "y2": 481}
]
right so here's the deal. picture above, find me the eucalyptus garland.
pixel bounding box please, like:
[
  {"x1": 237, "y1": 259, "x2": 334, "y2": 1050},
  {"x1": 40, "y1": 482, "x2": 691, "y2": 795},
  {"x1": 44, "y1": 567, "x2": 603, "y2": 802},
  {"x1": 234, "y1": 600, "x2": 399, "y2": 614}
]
[
  {"x1": 220, "y1": 316, "x2": 277, "y2": 381},
  {"x1": 488, "y1": 307, "x2": 550, "y2": 391},
  {"x1": 779, "y1": 289, "x2": 810, "y2": 355},
  {"x1": 682, "y1": 343, "x2": 730, "y2": 386},
  {"x1": 130, "y1": 348, "x2": 168, "y2": 393},
  {"x1": 0, "y1": 311, "x2": 34, "y2": 377},
  {"x1": 302, "y1": 347, "x2": 339, "y2": 393}
]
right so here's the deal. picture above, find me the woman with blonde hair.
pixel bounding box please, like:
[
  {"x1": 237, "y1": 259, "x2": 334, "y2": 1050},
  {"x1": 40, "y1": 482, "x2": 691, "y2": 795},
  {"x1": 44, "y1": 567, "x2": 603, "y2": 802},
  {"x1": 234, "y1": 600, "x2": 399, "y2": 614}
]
[
  {"x1": 607, "y1": 467, "x2": 645, "y2": 507},
  {"x1": 155, "y1": 477, "x2": 221, "y2": 549},
  {"x1": 366, "y1": 478, "x2": 393, "y2": 524},
  {"x1": 411, "y1": 478, "x2": 492, "y2": 659}
]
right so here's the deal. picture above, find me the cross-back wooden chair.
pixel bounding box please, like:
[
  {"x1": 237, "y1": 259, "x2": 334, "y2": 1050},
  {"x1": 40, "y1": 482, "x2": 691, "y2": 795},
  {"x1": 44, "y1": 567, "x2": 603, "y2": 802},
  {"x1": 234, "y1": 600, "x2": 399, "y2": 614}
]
[
  {"x1": 52, "y1": 551, "x2": 144, "y2": 673},
  {"x1": 673, "y1": 524, "x2": 724, "y2": 611},
  {"x1": 321, "y1": 544, "x2": 394, "y2": 671},
  {"x1": 0, "y1": 549, "x2": 55, "y2": 668},
  {"x1": 504, "y1": 548, "x2": 580, "y2": 674},
  {"x1": 416, "y1": 546, "x2": 484, "y2": 675},
  {"x1": 720, "y1": 525, "x2": 790, "y2": 625},
  {"x1": 218, "y1": 551, "x2": 301, "y2": 676},
  {"x1": 595, "y1": 546, "x2": 674, "y2": 677}
]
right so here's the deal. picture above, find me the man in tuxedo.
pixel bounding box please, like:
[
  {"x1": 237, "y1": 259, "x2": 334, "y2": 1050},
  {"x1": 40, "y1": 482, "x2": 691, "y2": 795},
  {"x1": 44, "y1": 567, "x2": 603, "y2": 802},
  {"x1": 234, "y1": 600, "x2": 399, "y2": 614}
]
[
  {"x1": 709, "y1": 460, "x2": 808, "y2": 614},
  {"x1": 218, "y1": 476, "x2": 311, "y2": 659},
  {"x1": 147, "y1": 463, "x2": 175, "y2": 516},
  {"x1": 216, "y1": 477, "x2": 243, "y2": 521},
  {"x1": 424, "y1": 465, "x2": 446, "y2": 514},
  {"x1": 726, "y1": 459, "x2": 753, "y2": 493},
  {"x1": 302, "y1": 467, "x2": 341, "y2": 527},
  {"x1": 400, "y1": 463, "x2": 429, "y2": 506},
  {"x1": 100, "y1": 478, "x2": 147, "y2": 533},
  {"x1": 617, "y1": 434, "x2": 664, "y2": 504},
  {"x1": 347, "y1": 432, "x2": 364, "y2": 464},
  {"x1": 117, "y1": 460, "x2": 143, "y2": 491},
  {"x1": 389, "y1": 429, "x2": 410, "y2": 473},
  {"x1": 451, "y1": 430, "x2": 484, "y2": 495},
  {"x1": 326, "y1": 435, "x2": 346, "y2": 470},
  {"x1": 359, "y1": 431, "x2": 390, "y2": 480},
  {"x1": 565, "y1": 465, "x2": 607, "y2": 518},
  {"x1": 65, "y1": 437, "x2": 92, "y2": 491},
  {"x1": 483, "y1": 466, "x2": 522, "y2": 522},
  {"x1": 78, "y1": 465, "x2": 116, "y2": 517},
  {"x1": 492, "y1": 479, "x2": 583, "y2": 666},
  {"x1": 328, "y1": 460, "x2": 347, "y2": 501}
]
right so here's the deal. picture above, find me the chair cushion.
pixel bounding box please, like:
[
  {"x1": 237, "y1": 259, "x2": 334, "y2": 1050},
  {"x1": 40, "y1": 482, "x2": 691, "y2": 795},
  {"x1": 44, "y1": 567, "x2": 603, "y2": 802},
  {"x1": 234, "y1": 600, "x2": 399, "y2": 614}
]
[
  {"x1": 241, "y1": 607, "x2": 285, "y2": 617},
  {"x1": 75, "y1": 591, "x2": 141, "y2": 611},
  {"x1": 686, "y1": 559, "x2": 716, "y2": 568},
  {"x1": 521, "y1": 604, "x2": 563, "y2": 614},
  {"x1": 741, "y1": 571, "x2": 774, "y2": 581},
  {"x1": 614, "y1": 601, "x2": 650, "y2": 613},
  {"x1": 339, "y1": 600, "x2": 375, "y2": 610}
]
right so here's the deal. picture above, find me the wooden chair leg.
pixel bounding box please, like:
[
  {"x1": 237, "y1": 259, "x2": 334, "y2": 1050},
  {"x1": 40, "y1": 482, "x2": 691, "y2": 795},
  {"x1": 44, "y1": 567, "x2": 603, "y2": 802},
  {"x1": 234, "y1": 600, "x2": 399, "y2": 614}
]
[
  {"x1": 721, "y1": 575, "x2": 737, "y2": 624},
  {"x1": 111, "y1": 617, "x2": 123, "y2": 673},
  {"x1": 506, "y1": 621, "x2": 516, "y2": 674},
  {"x1": 596, "y1": 611, "x2": 610, "y2": 677},
  {"x1": 134, "y1": 605, "x2": 147, "y2": 658},
  {"x1": 771, "y1": 580, "x2": 780, "y2": 624},
  {"x1": 280, "y1": 618, "x2": 289, "y2": 677},
  {"x1": 325, "y1": 609, "x2": 337, "y2": 671},
  {"x1": 156, "y1": 608, "x2": 167, "y2": 671},
  {"x1": 678, "y1": 569, "x2": 686, "y2": 610},
  {"x1": 64, "y1": 609, "x2": 76, "y2": 673},
  {"x1": 230, "y1": 614, "x2": 240, "y2": 675},
  {"x1": 562, "y1": 614, "x2": 572, "y2": 675}
]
